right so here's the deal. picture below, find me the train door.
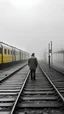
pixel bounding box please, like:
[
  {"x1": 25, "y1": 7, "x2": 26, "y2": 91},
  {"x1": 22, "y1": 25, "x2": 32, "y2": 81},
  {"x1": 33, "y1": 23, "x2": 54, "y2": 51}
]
[
  {"x1": 12, "y1": 49, "x2": 14, "y2": 62},
  {"x1": 0, "y1": 44, "x2": 3, "y2": 64},
  {"x1": 21, "y1": 51, "x2": 23, "y2": 60},
  {"x1": 20, "y1": 50, "x2": 21, "y2": 61},
  {"x1": 12, "y1": 49, "x2": 16, "y2": 62}
]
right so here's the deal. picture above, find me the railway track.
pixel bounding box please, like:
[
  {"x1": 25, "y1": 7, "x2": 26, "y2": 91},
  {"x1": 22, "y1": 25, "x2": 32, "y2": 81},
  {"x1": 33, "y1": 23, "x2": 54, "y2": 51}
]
[
  {"x1": 0, "y1": 64, "x2": 29, "y2": 114},
  {"x1": 39, "y1": 61, "x2": 64, "y2": 100},
  {"x1": 9, "y1": 66, "x2": 64, "y2": 114},
  {"x1": 0, "y1": 62, "x2": 27, "y2": 73},
  {"x1": 0, "y1": 62, "x2": 27, "y2": 83}
]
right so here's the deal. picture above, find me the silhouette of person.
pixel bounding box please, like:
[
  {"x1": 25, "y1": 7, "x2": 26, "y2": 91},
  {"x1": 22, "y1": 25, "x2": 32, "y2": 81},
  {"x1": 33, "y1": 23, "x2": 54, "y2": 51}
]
[{"x1": 28, "y1": 53, "x2": 38, "y2": 80}]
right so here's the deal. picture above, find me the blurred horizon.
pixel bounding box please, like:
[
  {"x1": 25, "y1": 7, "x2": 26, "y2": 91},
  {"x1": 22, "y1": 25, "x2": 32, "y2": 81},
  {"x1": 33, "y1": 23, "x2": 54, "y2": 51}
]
[{"x1": 0, "y1": 0, "x2": 64, "y2": 58}]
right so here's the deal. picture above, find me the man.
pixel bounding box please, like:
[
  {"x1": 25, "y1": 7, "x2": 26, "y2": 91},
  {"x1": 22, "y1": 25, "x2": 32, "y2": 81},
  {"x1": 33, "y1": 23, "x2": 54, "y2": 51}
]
[{"x1": 28, "y1": 53, "x2": 38, "y2": 80}]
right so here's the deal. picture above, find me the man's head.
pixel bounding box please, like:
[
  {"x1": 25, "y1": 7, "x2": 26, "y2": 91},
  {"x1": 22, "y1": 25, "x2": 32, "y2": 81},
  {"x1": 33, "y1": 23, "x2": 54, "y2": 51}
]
[{"x1": 31, "y1": 53, "x2": 35, "y2": 57}]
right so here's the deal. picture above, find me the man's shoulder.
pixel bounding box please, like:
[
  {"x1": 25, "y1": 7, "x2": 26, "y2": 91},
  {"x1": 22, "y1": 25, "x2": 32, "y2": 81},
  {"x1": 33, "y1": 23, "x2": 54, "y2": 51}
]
[
  {"x1": 28, "y1": 58, "x2": 30, "y2": 61},
  {"x1": 35, "y1": 57, "x2": 37, "y2": 60},
  {"x1": 29, "y1": 57, "x2": 37, "y2": 60}
]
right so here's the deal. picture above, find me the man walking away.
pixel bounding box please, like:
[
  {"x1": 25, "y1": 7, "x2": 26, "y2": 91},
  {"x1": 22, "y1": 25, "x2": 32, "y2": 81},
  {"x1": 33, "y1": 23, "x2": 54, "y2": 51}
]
[{"x1": 28, "y1": 53, "x2": 38, "y2": 80}]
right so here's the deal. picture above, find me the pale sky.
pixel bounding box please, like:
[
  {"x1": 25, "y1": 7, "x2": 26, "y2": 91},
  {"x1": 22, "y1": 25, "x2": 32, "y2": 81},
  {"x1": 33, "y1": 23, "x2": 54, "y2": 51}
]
[{"x1": 0, "y1": 0, "x2": 64, "y2": 58}]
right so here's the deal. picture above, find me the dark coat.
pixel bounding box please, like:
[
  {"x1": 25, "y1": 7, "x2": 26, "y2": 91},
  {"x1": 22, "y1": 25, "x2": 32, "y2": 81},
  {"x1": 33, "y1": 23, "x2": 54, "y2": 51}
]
[{"x1": 28, "y1": 57, "x2": 38, "y2": 70}]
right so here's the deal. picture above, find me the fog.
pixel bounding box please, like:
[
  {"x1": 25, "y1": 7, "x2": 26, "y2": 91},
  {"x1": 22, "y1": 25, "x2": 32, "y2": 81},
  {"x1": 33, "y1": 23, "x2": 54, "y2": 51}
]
[{"x1": 0, "y1": 0, "x2": 64, "y2": 58}]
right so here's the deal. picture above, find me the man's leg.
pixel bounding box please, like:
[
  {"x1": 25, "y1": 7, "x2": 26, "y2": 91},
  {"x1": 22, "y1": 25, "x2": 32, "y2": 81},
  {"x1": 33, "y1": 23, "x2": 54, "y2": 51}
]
[
  {"x1": 31, "y1": 70, "x2": 32, "y2": 79},
  {"x1": 33, "y1": 70, "x2": 36, "y2": 80}
]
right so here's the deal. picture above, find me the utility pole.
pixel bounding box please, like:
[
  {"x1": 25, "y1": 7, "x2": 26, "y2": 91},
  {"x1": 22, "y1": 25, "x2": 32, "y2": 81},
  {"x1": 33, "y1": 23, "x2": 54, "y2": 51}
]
[
  {"x1": 48, "y1": 43, "x2": 50, "y2": 67},
  {"x1": 50, "y1": 41, "x2": 52, "y2": 54},
  {"x1": 50, "y1": 41, "x2": 53, "y2": 65}
]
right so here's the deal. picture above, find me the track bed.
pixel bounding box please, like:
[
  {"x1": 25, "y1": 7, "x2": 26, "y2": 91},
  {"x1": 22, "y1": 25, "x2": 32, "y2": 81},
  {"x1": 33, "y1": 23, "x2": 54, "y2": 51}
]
[{"x1": 14, "y1": 67, "x2": 64, "y2": 114}]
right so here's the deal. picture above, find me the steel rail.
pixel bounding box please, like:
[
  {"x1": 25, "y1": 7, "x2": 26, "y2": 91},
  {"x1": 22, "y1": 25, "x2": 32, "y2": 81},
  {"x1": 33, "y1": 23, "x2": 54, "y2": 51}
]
[
  {"x1": 10, "y1": 70, "x2": 30, "y2": 114},
  {"x1": 39, "y1": 65, "x2": 64, "y2": 102},
  {"x1": 0, "y1": 63, "x2": 27, "y2": 83}
]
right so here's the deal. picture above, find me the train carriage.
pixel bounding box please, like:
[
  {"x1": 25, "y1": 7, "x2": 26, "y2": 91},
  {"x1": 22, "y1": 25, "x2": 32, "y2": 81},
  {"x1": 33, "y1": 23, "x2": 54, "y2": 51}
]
[
  {"x1": 12, "y1": 47, "x2": 16, "y2": 62},
  {"x1": 0, "y1": 42, "x2": 12, "y2": 64},
  {"x1": 15, "y1": 48, "x2": 20, "y2": 61},
  {"x1": 22, "y1": 51, "x2": 25, "y2": 60},
  {"x1": 0, "y1": 43, "x2": 2, "y2": 64},
  {"x1": 20, "y1": 50, "x2": 23, "y2": 61},
  {"x1": 2, "y1": 43, "x2": 12, "y2": 63},
  {"x1": 0, "y1": 42, "x2": 30, "y2": 69}
]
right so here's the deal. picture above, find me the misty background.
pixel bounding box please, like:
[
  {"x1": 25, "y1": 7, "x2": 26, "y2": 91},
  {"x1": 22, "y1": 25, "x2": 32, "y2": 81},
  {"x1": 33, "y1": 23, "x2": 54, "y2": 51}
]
[{"x1": 0, "y1": 0, "x2": 64, "y2": 58}]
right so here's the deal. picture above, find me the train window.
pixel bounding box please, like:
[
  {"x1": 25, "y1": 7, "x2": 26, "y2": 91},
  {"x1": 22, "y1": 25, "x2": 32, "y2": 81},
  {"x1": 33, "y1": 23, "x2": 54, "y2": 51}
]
[
  {"x1": 4, "y1": 49, "x2": 7, "y2": 54},
  {"x1": 0, "y1": 48, "x2": 2, "y2": 54},
  {"x1": 13, "y1": 51, "x2": 15, "y2": 55},
  {"x1": 9, "y1": 50, "x2": 10, "y2": 55},
  {"x1": 11, "y1": 50, "x2": 12, "y2": 54},
  {"x1": 8, "y1": 50, "x2": 10, "y2": 55}
]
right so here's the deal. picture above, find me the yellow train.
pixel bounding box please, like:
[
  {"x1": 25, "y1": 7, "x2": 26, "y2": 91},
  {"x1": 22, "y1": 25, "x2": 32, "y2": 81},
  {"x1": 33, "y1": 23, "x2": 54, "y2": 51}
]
[{"x1": 0, "y1": 42, "x2": 29, "y2": 69}]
